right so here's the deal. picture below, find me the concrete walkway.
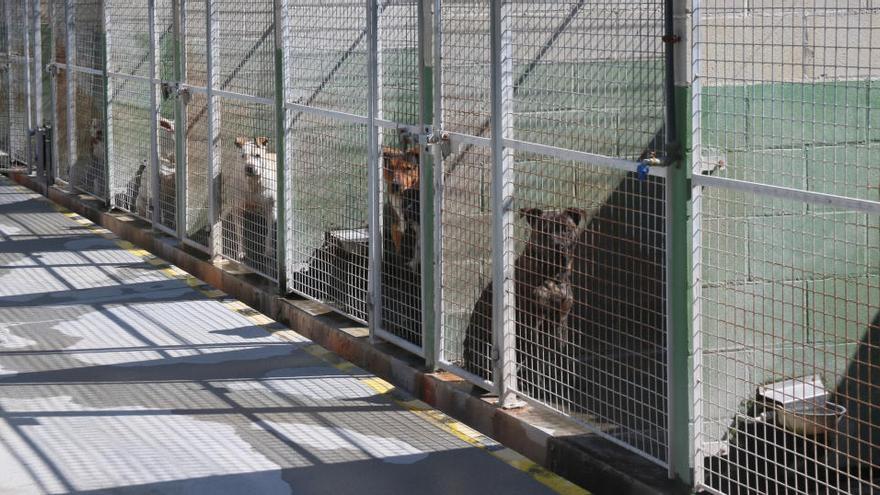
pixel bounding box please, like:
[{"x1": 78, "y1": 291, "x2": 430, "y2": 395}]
[{"x1": 0, "y1": 176, "x2": 580, "y2": 495}]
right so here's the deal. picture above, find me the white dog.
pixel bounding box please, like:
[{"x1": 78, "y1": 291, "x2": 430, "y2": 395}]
[{"x1": 220, "y1": 136, "x2": 277, "y2": 262}]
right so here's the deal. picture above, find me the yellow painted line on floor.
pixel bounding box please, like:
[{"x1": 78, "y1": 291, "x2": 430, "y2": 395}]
[{"x1": 16, "y1": 180, "x2": 588, "y2": 495}]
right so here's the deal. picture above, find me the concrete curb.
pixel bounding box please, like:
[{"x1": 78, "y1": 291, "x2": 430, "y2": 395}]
[{"x1": 8, "y1": 172, "x2": 683, "y2": 495}]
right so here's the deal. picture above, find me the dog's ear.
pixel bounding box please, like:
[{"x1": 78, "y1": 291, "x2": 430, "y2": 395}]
[
  {"x1": 519, "y1": 208, "x2": 544, "y2": 229},
  {"x1": 234, "y1": 137, "x2": 248, "y2": 149},
  {"x1": 564, "y1": 208, "x2": 584, "y2": 226},
  {"x1": 255, "y1": 136, "x2": 270, "y2": 147}
]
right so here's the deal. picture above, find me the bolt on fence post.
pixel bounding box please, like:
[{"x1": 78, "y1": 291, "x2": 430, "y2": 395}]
[
  {"x1": 366, "y1": 0, "x2": 381, "y2": 345},
  {"x1": 272, "y1": 0, "x2": 288, "y2": 294},
  {"x1": 418, "y1": 0, "x2": 436, "y2": 370},
  {"x1": 490, "y1": 0, "x2": 520, "y2": 409},
  {"x1": 665, "y1": 0, "x2": 695, "y2": 488}
]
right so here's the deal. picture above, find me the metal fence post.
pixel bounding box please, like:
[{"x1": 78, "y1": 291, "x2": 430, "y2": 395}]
[
  {"x1": 490, "y1": 0, "x2": 519, "y2": 408},
  {"x1": 100, "y1": 0, "x2": 111, "y2": 201},
  {"x1": 147, "y1": 0, "x2": 161, "y2": 227},
  {"x1": 206, "y1": 0, "x2": 221, "y2": 259},
  {"x1": 47, "y1": 0, "x2": 59, "y2": 184},
  {"x1": 173, "y1": 0, "x2": 187, "y2": 240},
  {"x1": 273, "y1": 0, "x2": 287, "y2": 294},
  {"x1": 64, "y1": 0, "x2": 75, "y2": 187},
  {"x1": 30, "y1": 0, "x2": 43, "y2": 173},
  {"x1": 418, "y1": 0, "x2": 436, "y2": 370},
  {"x1": 431, "y1": 0, "x2": 443, "y2": 369},
  {"x1": 23, "y1": 0, "x2": 33, "y2": 171},
  {"x1": 366, "y1": 0, "x2": 381, "y2": 345},
  {"x1": 4, "y1": 0, "x2": 14, "y2": 168},
  {"x1": 665, "y1": 0, "x2": 695, "y2": 487}
]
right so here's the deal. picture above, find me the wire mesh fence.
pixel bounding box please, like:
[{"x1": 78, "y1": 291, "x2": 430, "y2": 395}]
[
  {"x1": 283, "y1": 0, "x2": 371, "y2": 322},
  {"x1": 214, "y1": 0, "x2": 278, "y2": 279},
  {"x1": 3, "y1": 1, "x2": 879, "y2": 490},
  {"x1": 693, "y1": 1, "x2": 880, "y2": 493}
]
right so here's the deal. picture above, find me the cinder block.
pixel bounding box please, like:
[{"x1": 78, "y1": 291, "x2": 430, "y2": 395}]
[
  {"x1": 747, "y1": 82, "x2": 867, "y2": 149},
  {"x1": 701, "y1": 13, "x2": 805, "y2": 85},
  {"x1": 804, "y1": 12, "x2": 880, "y2": 81},
  {"x1": 807, "y1": 145, "x2": 880, "y2": 210},
  {"x1": 701, "y1": 217, "x2": 750, "y2": 284},
  {"x1": 700, "y1": 280, "x2": 807, "y2": 351},
  {"x1": 700, "y1": 86, "x2": 750, "y2": 152},
  {"x1": 700, "y1": 350, "x2": 754, "y2": 443},
  {"x1": 750, "y1": 342, "x2": 856, "y2": 394},
  {"x1": 749, "y1": 212, "x2": 869, "y2": 281},
  {"x1": 806, "y1": 275, "x2": 880, "y2": 344}
]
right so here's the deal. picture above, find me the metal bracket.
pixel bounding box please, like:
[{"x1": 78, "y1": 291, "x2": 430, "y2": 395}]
[
  {"x1": 46, "y1": 63, "x2": 58, "y2": 77},
  {"x1": 160, "y1": 81, "x2": 190, "y2": 104}
]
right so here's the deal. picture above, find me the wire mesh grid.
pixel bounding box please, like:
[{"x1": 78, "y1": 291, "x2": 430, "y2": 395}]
[
  {"x1": 70, "y1": 70, "x2": 107, "y2": 199},
  {"x1": 442, "y1": 144, "x2": 494, "y2": 384},
  {"x1": 378, "y1": 0, "x2": 423, "y2": 348},
  {"x1": 285, "y1": 0, "x2": 368, "y2": 115},
  {"x1": 512, "y1": 153, "x2": 667, "y2": 462},
  {"x1": 696, "y1": 2, "x2": 880, "y2": 197},
  {"x1": 507, "y1": 0, "x2": 666, "y2": 159},
  {"x1": 217, "y1": 97, "x2": 278, "y2": 279},
  {"x1": 439, "y1": 0, "x2": 490, "y2": 138},
  {"x1": 215, "y1": 0, "x2": 274, "y2": 99},
  {"x1": 106, "y1": 2, "x2": 152, "y2": 217},
  {"x1": 52, "y1": 0, "x2": 70, "y2": 180},
  {"x1": 108, "y1": 77, "x2": 151, "y2": 216},
  {"x1": 7, "y1": 0, "x2": 29, "y2": 167},
  {"x1": 213, "y1": 0, "x2": 277, "y2": 277},
  {"x1": 694, "y1": 2, "x2": 880, "y2": 493},
  {"x1": 72, "y1": 0, "x2": 103, "y2": 71},
  {"x1": 286, "y1": 115, "x2": 370, "y2": 322},
  {"x1": 180, "y1": 1, "x2": 210, "y2": 248},
  {"x1": 697, "y1": 192, "x2": 880, "y2": 494},
  {"x1": 155, "y1": 0, "x2": 178, "y2": 233}
]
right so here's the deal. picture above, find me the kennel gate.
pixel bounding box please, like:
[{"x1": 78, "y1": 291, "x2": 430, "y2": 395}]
[
  {"x1": 691, "y1": 1, "x2": 880, "y2": 493},
  {"x1": 433, "y1": 0, "x2": 674, "y2": 467},
  {"x1": 281, "y1": 0, "x2": 436, "y2": 359},
  {"x1": 0, "y1": 0, "x2": 35, "y2": 171}
]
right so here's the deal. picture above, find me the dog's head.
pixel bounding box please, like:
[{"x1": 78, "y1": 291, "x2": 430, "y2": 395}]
[
  {"x1": 382, "y1": 147, "x2": 419, "y2": 195},
  {"x1": 234, "y1": 136, "x2": 270, "y2": 178},
  {"x1": 520, "y1": 208, "x2": 586, "y2": 256},
  {"x1": 89, "y1": 118, "x2": 103, "y2": 141}
]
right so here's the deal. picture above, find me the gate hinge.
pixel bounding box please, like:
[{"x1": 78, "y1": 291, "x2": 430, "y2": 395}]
[
  {"x1": 662, "y1": 34, "x2": 682, "y2": 44},
  {"x1": 46, "y1": 63, "x2": 58, "y2": 77}
]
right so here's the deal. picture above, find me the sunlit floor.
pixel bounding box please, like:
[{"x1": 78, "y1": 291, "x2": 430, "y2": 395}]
[{"x1": 0, "y1": 176, "x2": 574, "y2": 495}]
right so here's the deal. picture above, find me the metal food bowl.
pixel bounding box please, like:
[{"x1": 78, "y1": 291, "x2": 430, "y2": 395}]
[{"x1": 773, "y1": 399, "x2": 846, "y2": 436}]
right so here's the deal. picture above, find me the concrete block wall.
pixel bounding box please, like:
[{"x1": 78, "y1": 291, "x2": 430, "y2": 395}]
[{"x1": 698, "y1": 3, "x2": 880, "y2": 447}]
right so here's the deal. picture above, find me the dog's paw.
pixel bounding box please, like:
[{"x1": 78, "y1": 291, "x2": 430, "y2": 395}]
[{"x1": 407, "y1": 256, "x2": 420, "y2": 273}]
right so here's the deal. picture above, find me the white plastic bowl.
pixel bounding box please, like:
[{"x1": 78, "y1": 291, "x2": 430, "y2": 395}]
[{"x1": 773, "y1": 400, "x2": 846, "y2": 436}]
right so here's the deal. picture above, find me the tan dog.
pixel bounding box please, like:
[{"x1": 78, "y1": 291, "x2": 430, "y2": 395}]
[
  {"x1": 220, "y1": 136, "x2": 277, "y2": 262},
  {"x1": 382, "y1": 146, "x2": 420, "y2": 270}
]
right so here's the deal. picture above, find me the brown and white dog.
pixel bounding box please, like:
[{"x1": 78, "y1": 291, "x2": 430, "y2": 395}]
[
  {"x1": 220, "y1": 136, "x2": 277, "y2": 262},
  {"x1": 382, "y1": 146, "x2": 420, "y2": 271}
]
